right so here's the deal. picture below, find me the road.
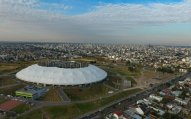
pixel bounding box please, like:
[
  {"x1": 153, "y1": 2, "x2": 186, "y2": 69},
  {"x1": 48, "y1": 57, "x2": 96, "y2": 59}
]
[
  {"x1": 40, "y1": 72, "x2": 190, "y2": 119},
  {"x1": 16, "y1": 86, "x2": 142, "y2": 118},
  {"x1": 15, "y1": 72, "x2": 191, "y2": 119},
  {"x1": 0, "y1": 83, "x2": 20, "y2": 89},
  {"x1": 1, "y1": 70, "x2": 190, "y2": 119},
  {"x1": 18, "y1": 72, "x2": 190, "y2": 119},
  {"x1": 58, "y1": 87, "x2": 71, "y2": 102},
  {"x1": 78, "y1": 72, "x2": 191, "y2": 119}
]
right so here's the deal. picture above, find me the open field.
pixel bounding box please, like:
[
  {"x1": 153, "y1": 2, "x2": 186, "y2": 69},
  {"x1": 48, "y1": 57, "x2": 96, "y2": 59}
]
[
  {"x1": 0, "y1": 76, "x2": 17, "y2": 86},
  {"x1": 17, "y1": 105, "x2": 80, "y2": 119},
  {"x1": 0, "y1": 84, "x2": 25, "y2": 96},
  {"x1": 0, "y1": 61, "x2": 37, "y2": 74},
  {"x1": 108, "y1": 65, "x2": 140, "y2": 77},
  {"x1": 99, "y1": 64, "x2": 139, "y2": 89},
  {"x1": 100, "y1": 64, "x2": 139, "y2": 80},
  {"x1": 41, "y1": 88, "x2": 62, "y2": 102},
  {"x1": 12, "y1": 103, "x2": 32, "y2": 114},
  {"x1": 0, "y1": 65, "x2": 19, "y2": 74},
  {"x1": 0, "y1": 97, "x2": 7, "y2": 103},
  {"x1": 71, "y1": 56, "x2": 107, "y2": 62},
  {"x1": 97, "y1": 88, "x2": 141, "y2": 106},
  {"x1": 135, "y1": 70, "x2": 177, "y2": 89},
  {"x1": 43, "y1": 105, "x2": 80, "y2": 119},
  {"x1": 16, "y1": 109, "x2": 43, "y2": 119},
  {"x1": 71, "y1": 58, "x2": 96, "y2": 62},
  {"x1": 64, "y1": 84, "x2": 110, "y2": 101},
  {"x1": 18, "y1": 88, "x2": 141, "y2": 119}
]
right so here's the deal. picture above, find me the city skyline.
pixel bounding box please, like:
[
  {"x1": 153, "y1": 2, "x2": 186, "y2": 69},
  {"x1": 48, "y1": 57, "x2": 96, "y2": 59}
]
[{"x1": 0, "y1": 0, "x2": 191, "y2": 45}]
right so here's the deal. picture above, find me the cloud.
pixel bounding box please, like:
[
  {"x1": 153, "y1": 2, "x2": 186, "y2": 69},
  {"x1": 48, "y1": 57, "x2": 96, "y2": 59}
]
[
  {"x1": 72, "y1": 0, "x2": 191, "y2": 44},
  {"x1": 0, "y1": 0, "x2": 38, "y2": 6},
  {"x1": 39, "y1": 2, "x2": 73, "y2": 12},
  {"x1": 0, "y1": 0, "x2": 93, "y2": 42},
  {"x1": 77, "y1": 1, "x2": 191, "y2": 26},
  {"x1": 0, "y1": 0, "x2": 191, "y2": 44}
]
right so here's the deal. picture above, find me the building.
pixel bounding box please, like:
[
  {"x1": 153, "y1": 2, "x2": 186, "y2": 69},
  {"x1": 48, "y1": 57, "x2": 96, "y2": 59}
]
[
  {"x1": 15, "y1": 85, "x2": 48, "y2": 100},
  {"x1": 174, "y1": 98, "x2": 190, "y2": 106},
  {"x1": 105, "y1": 111, "x2": 126, "y2": 119},
  {"x1": 149, "y1": 94, "x2": 163, "y2": 102},
  {"x1": 16, "y1": 61, "x2": 107, "y2": 86},
  {"x1": 123, "y1": 108, "x2": 142, "y2": 119}
]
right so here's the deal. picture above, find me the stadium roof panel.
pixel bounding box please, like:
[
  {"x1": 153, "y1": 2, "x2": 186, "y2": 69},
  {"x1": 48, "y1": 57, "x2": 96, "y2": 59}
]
[{"x1": 16, "y1": 64, "x2": 107, "y2": 85}]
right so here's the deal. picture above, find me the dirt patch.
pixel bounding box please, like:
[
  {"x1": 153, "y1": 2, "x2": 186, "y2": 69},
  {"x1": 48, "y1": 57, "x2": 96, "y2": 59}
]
[{"x1": 135, "y1": 70, "x2": 175, "y2": 89}]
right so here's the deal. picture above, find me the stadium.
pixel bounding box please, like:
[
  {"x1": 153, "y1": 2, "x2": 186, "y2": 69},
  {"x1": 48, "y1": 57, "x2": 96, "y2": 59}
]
[{"x1": 16, "y1": 61, "x2": 107, "y2": 86}]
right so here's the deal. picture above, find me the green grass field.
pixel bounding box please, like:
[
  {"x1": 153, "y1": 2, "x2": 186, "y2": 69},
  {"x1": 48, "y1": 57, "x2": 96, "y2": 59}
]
[
  {"x1": 17, "y1": 105, "x2": 80, "y2": 119},
  {"x1": 64, "y1": 84, "x2": 110, "y2": 101},
  {"x1": 99, "y1": 64, "x2": 139, "y2": 83},
  {"x1": 0, "y1": 76, "x2": 17, "y2": 86},
  {"x1": 109, "y1": 65, "x2": 140, "y2": 77},
  {"x1": 17, "y1": 108, "x2": 43, "y2": 119},
  {"x1": 41, "y1": 88, "x2": 62, "y2": 102},
  {"x1": 125, "y1": 76, "x2": 137, "y2": 84},
  {"x1": 0, "y1": 84, "x2": 25, "y2": 96},
  {"x1": 18, "y1": 88, "x2": 141, "y2": 119},
  {"x1": 71, "y1": 58, "x2": 96, "y2": 62},
  {"x1": 70, "y1": 56, "x2": 107, "y2": 62},
  {"x1": 0, "y1": 61, "x2": 37, "y2": 74},
  {"x1": 96, "y1": 88, "x2": 142, "y2": 106},
  {"x1": 12, "y1": 104, "x2": 32, "y2": 114},
  {"x1": 0, "y1": 97, "x2": 6, "y2": 103},
  {"x1": 0, "y1": 65, "x2": 19, "y2": 74}
]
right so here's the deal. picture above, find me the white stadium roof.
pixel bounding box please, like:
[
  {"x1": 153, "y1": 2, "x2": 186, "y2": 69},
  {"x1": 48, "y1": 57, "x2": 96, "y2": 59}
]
[{"x1": 16, "y1": 64, "x2": 107, "y2": 85}]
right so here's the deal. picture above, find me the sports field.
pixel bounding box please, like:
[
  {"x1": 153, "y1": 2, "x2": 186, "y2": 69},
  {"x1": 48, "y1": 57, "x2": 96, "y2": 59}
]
[{"x1": 0, "y1": 100, "x2": 23, "y2": 111}]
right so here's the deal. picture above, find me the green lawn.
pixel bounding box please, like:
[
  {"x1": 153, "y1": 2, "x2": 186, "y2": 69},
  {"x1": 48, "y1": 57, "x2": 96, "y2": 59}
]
[
  {"x1": 17, "y1": 105, "x2": 80, "y2": 119},
  {"x1": 12, "y1": 104, "x2": 31, "y2": 114},
  {"x1": 44, "y1": 105, "x2": 80, "y2": 119},
  {"x1": 109, "y1": 65, "x2": 140, "y2": 77},
  {"x1": 64, "y1": 84, "x2": 110, "y2": 101},
  {"x1": 0, "y1": 76, "x2": 17, "y2": 86},
  {"x1": 97, "y1": 88, "x2": 141, "y2": 106},
  {"x1": 41, "y1": 88, "x2": 62, "y2": 102},
  {"x1": 125, "y1": 76, "x2": 137, "y2": 84},
  {"x1": 76, "y1": 88, "x2": 141, "y2": 114},
  {"x1": 17, "y1": 109, "x2": 42, "y2": 119},
  {"x1": 18, "y1": 88, "x2": 141, "y2": 119},
  {"x1": 0, "y1": 64, "x2": 19, "y2": 74},
  {"x1": 0, "y1": 97, "x2": 6, "y2": 103},
  {"x1": 0, "y1": 61, "x2": 37, "y2": 74},
  {"x1": 0, "y1": 84, "x2": 25, "y2": 96},
  {"x1": 99, "y1": 65, "x2": 139, "y2": 84}
]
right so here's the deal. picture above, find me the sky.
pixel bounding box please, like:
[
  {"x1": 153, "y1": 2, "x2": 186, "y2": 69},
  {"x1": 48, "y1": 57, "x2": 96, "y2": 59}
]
[{"x1": 0, "y1": 0, "x2": 191, "y2": 45}]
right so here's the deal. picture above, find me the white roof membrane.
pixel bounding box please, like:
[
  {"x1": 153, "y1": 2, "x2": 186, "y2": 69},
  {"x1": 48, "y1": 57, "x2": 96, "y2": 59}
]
[{"x1": 16, "y1": 64, "x2": 107, "y2": 85}]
